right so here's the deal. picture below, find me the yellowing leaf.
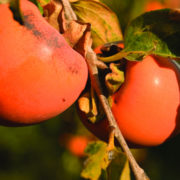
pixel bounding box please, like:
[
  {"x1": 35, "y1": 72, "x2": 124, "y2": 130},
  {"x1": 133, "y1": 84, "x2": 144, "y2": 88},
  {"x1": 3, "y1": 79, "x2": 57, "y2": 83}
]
[
  {"x1": 119, "y1": 160, "x2": 131, "y2": 180},
  {"x1": 107, "y1": 149, "x2": 131, "y2": 180},
  {"x1": 71, "y1": 0, "x2": 123, "y2": 48},
  {"x1": 105, "y1": 63, "x2": 125, "y2": 94},
  {"x1": 123, "y1": 9, "x2": 180, "y2": 60},
  {"x1": 81, "y1": 141, "x2": 112, "y2": 180},
  {"x1": 38, "y1": 0, "x2": 50, "y2": 6}
]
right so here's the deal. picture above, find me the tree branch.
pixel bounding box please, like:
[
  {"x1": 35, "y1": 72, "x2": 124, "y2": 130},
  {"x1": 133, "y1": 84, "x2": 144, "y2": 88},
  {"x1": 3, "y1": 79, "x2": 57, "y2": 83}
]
[{"x1": 61, "y1": 0, "x2": 150, "y2": 179}]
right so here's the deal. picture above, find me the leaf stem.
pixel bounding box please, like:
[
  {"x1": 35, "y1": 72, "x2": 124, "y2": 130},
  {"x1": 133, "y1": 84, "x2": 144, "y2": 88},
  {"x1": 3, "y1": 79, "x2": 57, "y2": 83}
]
[
  {"x1": 61, "y1": 0, "x2": 150, "y2": 180},
  {"x1": 61, "y1": 0, "x2": 77, "y2": 21},
  {"x1": 86, "y1": 49, "x2": 150, "y2": 180}
]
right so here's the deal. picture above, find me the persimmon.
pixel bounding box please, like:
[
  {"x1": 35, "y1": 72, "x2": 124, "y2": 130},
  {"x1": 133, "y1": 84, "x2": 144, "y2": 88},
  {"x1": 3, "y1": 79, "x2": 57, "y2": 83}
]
[
  {"x1": 0, "y1": 0, "x2": 88, "y2": 126},
  {"x1": 67, "y1": 135, "x2": 89, "y2": 157},
  {"x1": 79, "y1": 45, "x2": 180, "y2": 147},
  {"x1": 145, "y1": 1, "x2": 165, "y2": 11}
]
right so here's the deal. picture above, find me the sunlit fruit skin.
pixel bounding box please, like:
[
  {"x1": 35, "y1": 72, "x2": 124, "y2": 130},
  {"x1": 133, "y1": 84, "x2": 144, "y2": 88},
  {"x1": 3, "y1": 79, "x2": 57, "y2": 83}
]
[
  {"x1": 145, "y1": 1, "x2": 165, "y2": 11},
  {"x1": 79, "y1": 54, "x2": 180, "y2": 147},
  {"x1": 112, "y1": 55, "x2": 180, "y2": 146},
  {"x1": 0, "y1": 0, "x2": 88, "y2": 126}
]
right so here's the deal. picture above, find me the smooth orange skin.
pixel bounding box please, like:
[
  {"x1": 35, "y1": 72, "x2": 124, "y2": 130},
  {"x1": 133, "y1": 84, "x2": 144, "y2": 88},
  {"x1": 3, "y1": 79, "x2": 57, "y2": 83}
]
[
  {"x1": 145, "y1": 1, "x2": 165, "y2": 11},
  {"x1": 0, "y1": 0, "x2": 88, "y2": 126},
  {"x1": 79, "y1": 55, "x2": 180, "y2": 147},
  {"x1": 112, "y1": 56, "x2": 180, "y2": 146}
]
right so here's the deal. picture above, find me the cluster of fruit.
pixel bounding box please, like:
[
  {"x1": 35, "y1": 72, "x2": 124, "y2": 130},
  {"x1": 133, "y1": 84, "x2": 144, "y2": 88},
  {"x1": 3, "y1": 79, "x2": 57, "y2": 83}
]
[
  {"x1": 0, "y1": 0, "x2": 180, "y2": 148},
  {"x1": 80, "y1": 46, "x2": 180, "y2": 147}
]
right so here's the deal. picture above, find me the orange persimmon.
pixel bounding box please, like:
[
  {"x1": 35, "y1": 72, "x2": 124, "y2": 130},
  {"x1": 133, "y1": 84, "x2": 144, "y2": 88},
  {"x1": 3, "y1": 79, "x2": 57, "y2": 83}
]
[{"x1": 0, "y1": 0, "x2": 88, "y2": 126}]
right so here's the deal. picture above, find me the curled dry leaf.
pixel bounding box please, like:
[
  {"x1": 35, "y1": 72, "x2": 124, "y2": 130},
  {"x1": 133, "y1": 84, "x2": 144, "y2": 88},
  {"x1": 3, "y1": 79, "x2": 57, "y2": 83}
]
[
  {"x1": 105, "y1": 63, "x2": 125, "y2": 94},
  {"x1": 58, "y1": 6, "x2": 92, "y2": 53},
  {"x1": 42, "y1": 0, "x2": 92, "y2": 54},
  {"x1": 73, "y1": 23, "x2": 92, "y2": 56},
  {"x1": 78, "y1": 42, "x2": 125, "y2": 125},
  {"x1": 63, "y1": 20, "x2": 88, "y2": 47},
  {"x1": 43, "y1": 0, "x2": 62, "y2": 31},
  {"x1": 78, "y1": 92, "x2": 91, "y2": 114},
  {"x1": 78, "y1": 88, "x2": 105, "y2": 123},
  {"x1": 71, "y1": 0, "x2": 123, "y2": 48}
]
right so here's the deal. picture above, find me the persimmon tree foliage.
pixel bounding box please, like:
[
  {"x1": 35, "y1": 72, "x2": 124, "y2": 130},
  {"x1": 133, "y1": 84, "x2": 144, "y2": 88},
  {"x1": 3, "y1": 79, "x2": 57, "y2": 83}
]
[{"x1": 0, "y1": 0, "x2": 180, "y2": 180}]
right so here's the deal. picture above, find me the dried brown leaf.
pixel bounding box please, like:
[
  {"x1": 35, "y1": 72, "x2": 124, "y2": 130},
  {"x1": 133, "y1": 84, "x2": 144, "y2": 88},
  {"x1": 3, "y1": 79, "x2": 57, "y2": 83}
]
[
  {"x1": 74, "y1": 23, "x2": 92, "y2": 57},
  {"x1": 105, "y1": 63, "x2": 124, "y2": 94},
  {"x1": 78, "y1": 87, "x2": 105, "y2": 124},
  {"x1": 78, "y1": 92, "x2": 91, "y2": 114},
  {"x1": 43, "y1": 0, "x2": 92, "y2": 56},
  {"x1": 63, "y1": 20, "x2": 89, "y2": 48},
  {"x1": 43, "y1": 0, "x2": 62, "y2": 31}
]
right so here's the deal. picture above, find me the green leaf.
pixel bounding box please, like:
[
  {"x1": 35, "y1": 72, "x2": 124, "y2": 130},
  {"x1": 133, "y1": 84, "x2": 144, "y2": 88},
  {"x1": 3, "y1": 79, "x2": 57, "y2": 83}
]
[
  {"x1": 107, "y1": 150, "x2": 131, "y2": 180},
  {"x1": 71, "y1": 0, "x2": 123, "y2": 48},
  {"x1": 123, "y1": 8, "x2": 180, "y2": 61},
  {"x1": 100, "y1": 0, "x2": 147, "y2": 32},
  {"x1": 119, "y1": 160, "x2": 131, "y2": 180},
  {"x1": 81, "y1": 141, "x2": 111, "y2": 180},
  {"x1": 105, "y1": 63, "x2": 125, "y2": 94}
]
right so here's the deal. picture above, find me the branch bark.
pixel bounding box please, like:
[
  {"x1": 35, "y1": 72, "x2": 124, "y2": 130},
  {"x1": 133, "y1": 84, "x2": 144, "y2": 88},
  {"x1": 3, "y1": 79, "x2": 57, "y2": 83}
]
[{"x1": 61, "y1": 0, "x2": 150, "y2": 179}]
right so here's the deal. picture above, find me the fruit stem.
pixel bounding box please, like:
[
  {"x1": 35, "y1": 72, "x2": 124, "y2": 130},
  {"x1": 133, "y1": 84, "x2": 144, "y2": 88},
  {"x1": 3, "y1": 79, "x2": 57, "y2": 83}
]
[
  {"x1": 61, "y1": 0, "x2": 150, "y2": 180},
  {"x1": 86, "y1": 48, "x2": 150, "y2": 180},
  {"x1": 61, "y1": 0, "x2": 77, "y2": 21}
]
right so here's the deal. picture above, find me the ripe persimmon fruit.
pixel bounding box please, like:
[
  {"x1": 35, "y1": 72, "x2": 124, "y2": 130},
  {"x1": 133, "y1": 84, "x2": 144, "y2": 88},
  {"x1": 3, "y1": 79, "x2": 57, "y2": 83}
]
[
  {"x1": 0, "y1": 0, "x2": 88, "y2": 126},
  {"x1": 67, "y1": 135, "x2": 89, "y2": 157},
  {"x1": 79, "y1": 44, "x2": 180, "y2": 147}
]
